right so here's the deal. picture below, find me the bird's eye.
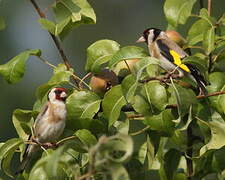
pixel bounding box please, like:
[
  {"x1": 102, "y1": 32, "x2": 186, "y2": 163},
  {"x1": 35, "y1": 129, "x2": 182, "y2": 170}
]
[{"x1": 54, "y1": 90, "x2": 62, "y2": 94}]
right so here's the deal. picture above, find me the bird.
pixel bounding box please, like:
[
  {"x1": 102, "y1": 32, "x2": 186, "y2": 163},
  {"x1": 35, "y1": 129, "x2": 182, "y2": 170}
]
[
  {"x1": 16, "y1": 87, "x2": 68, "y2": 174},
  {"x1": 136, "y1": 28, "x2": 207, "y2": 95}
]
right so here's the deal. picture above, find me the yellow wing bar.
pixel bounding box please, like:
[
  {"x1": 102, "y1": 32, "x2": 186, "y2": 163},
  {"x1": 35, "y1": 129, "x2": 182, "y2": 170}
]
[{"x1": 169, "y1": 50, "x2": 190, "y2": 72}]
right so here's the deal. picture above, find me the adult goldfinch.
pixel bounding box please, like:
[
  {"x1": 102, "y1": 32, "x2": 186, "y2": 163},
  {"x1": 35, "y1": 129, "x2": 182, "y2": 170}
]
[
  {"x1": 16, "y1": 87, "x2": 68, "y2": 174},
  {"x1": 137, "y1": 28, "x2": 207, "y2": 95}
]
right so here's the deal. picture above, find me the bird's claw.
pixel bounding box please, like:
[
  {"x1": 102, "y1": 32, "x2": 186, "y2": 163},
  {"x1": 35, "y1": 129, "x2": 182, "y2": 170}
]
[{"x1": 41, "y1": 142, "x2": 58, "y2": 149}]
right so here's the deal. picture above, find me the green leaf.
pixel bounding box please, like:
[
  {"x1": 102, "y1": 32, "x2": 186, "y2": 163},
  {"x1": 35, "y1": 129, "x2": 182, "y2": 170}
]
[
  {"x1": 144, "y1": 110, "x2": 176, "y2": 136},
  {"x1": 134, "y1": 57, "x2": 159, "y2": 81},
  {"x1": 12, "y1": 109, "x2": 38, "y2": 140},
  {"x1": 1, "y1": 151, "x2": 14, "y2": 178},
  {"x1": 66, "y1": 90, "x2": 101, "y2": 119},
  {"x1": 170, "y1": 81, "x2": 197, "y2": 119},
  {"x1": 39, "y1": 18, "x2": 78, "y2": 36},
  {"x1": 203, "y1": 27, "x2": 215, "y2": 55},
  {"x1": 0, "y1": 16, "x2": 5, "y2": 30},
  {"x1": 199, "y1": 118, "x2": 225, "y2": 156},
  {"x1": 75, "y1": 129, "x2": 97, "y2": 147},
  {"x1": 45, "y1": 146, "x2": 68, "y2": 179},
  {"x1": 137, "y1": 142, "x2": 147, "y2": 164},
  {"x1": 207, "y1": 72, "x2": 225, "y2": 111},
  {"x1": 85, "y1": 40, "x2": 120, "y2": 72},
  {"x1": 109, "y1": 46, "x2": 148, "y2": 68},
  {"x1": 121, "y1": 57, "x2": 159, "y2": 103},
  {"x1": 0, "y1": 138, "x2": 23, "y2": 178},
  {"x1": 121, "y1": 74, "x2": 137, "y2": 103},
  {"x1": 53, "y1": 0, "x2": 96, "y2": 39},
  {"x1": 217, "y1": 85, "x2": 225, "y2": 115},
  {"x1": 163, "y1": 149, "x2": 181, "y2": 180},
  {"x1": 53, "y1": 0, "x2": 81, "y2": 22},
  {"x1": 39, "y1": 19, "x2": 56, "y2": 35},
  {"x1": 187, "y1": 19, "x2": 211, "y2": 45},
  {"x1": 102, "y1": 85, "x2": 126, "y2": 127},
  {"x1": 164, "y1": 0, "x2": 197, "y2": 27},
  {"x1": 199, "y1": 8, "x2": 215, "y2": 27},
  {"x1": 0, "y1": 49, "x2": 41, "y2": 84},
  {"x1": 143, "y1": 81, "x2": 168, "y2": 111}
]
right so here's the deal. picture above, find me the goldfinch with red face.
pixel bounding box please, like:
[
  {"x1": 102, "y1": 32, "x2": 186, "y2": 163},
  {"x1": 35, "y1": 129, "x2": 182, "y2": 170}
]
[
  {"x1": 137, "y1": 28, "x2": 207, "y2": 95},
  {"x1": 16, "y1": 87, "x2": 68, "y2": 174}
]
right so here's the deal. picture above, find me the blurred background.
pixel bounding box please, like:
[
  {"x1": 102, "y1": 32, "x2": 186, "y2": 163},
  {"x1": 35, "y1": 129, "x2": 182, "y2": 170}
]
[{"x1": 0, "y1": 0, "x2": 224, "y2": 179}]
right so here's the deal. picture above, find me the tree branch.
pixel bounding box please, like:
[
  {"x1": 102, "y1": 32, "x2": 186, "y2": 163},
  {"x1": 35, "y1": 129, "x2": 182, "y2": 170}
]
[
  {"x1": 208, "y1": 0, "x2": 212, "y2": 16},
  {"x1": 29, "y1": 0, "x2": 80, "y2": 86}
]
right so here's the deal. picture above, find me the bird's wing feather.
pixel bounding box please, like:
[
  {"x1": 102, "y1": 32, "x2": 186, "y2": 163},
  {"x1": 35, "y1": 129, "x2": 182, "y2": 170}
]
[
  {"x1": 33, "y1": 103, "x2": 49, "y2": 137},
  {"x1": 159, "y1": 37, "x2": 188, "y2": 58},
  {"x1": 156, "y1": 39, "x2": 190, "y2": 72}
]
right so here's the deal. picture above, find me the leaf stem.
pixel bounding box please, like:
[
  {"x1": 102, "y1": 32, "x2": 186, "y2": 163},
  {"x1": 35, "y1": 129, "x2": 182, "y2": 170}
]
[
  {"x1": 130, "y1": 126, "x2": 150, "y2": 136},
  {"x1": 29, "y1": 0, "x2": 80, "y2": 87},
  {"x1": 56, "y1": 135, "x2": 77, "y2": 146},
  {"x1": 37, "y1": 56, "x2": 57, "y2": 69}
]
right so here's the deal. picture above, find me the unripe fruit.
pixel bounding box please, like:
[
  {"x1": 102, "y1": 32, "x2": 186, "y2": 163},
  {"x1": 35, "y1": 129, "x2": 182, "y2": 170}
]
[
  {"x1": 114, "y1": 58, "x2": 140, "y2": 77},
  {"x1": 165, "y1": 30, "x2": 186, "y2": 47},
  {"x1": 90, "y1": 69, "x2": 118, "y2": 96}
]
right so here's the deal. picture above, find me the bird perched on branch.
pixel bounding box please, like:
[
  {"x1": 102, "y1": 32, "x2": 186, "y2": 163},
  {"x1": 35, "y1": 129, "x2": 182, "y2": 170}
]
[
  {"x1": 16, "y1": 87, "x2": 68, "y2": 174},
  {"x1": 136, "y1": 28, "x2": 207, "y2": 95}
]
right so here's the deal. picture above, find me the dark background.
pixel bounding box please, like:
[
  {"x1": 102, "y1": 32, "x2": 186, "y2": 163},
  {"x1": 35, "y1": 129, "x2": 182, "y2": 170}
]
[{"x1": 0, "y1": 0, "x2": 224, "y2": 179}]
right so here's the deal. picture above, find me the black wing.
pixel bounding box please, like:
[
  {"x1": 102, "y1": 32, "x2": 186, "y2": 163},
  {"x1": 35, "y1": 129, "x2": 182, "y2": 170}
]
[{"x1": 156, "y1": 39, "x2": 176, "y2": 62}]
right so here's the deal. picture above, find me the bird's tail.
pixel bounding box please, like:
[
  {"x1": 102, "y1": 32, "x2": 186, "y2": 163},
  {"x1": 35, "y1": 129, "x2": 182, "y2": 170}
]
[
  {"x1": 185, "y1": 63, "x2": 207, "y2": 95},
  {"x1": 15, "y1": 154, "x2": 30, "y2": 175},
  {"x1": 15, "y1": 135, "x2": 33, "y2": 175}
]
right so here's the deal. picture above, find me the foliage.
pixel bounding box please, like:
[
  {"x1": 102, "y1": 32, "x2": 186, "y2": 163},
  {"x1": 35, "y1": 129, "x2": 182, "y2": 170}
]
[{"x1": 0, "y1": 0, "x2": 225, "y2": 179}]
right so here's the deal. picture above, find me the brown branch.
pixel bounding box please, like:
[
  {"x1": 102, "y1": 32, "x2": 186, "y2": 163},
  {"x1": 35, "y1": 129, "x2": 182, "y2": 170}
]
[
  {"x1": 196, "y1": 91, "x2": 225, "y2": 99},
  {"x1": 29, "y1": 0, "x2": 80, "y2": 87},
  {"x1": 207, "y1": 0, "x2": 212, "y2": 16}
]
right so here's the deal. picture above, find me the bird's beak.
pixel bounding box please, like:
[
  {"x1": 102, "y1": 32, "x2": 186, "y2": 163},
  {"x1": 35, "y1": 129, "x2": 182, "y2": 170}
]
[
  {"x1": 61, "y1": 92, "x2": 67, "y2": 101},
  {"x1": 136, "y1": 36, "x2": 146, "y2": 43}
]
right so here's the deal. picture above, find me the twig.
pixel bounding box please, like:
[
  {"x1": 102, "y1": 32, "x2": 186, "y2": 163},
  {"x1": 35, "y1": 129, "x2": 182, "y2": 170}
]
[
  {"x1": 196, "y1": 90, "x2": 225, "y2": 99},
  {"x1": 37, "y1": 56, "x2": 57, "y2": 69},
  {"x1": 127, "y1": 114, "x2": 144, "y2": 119},
  {"x1": 29, "y1": 0, "x2": 80, "y2": 87},
  {"x1": 78, "y1": 72, "x2": 92, "y2": 89},
  {"x1": 207, "y1": 0, "x2": 212, "y2": 16},
  {"x1": 130, "y1": 126, "x2": 150, "y2": 136}
]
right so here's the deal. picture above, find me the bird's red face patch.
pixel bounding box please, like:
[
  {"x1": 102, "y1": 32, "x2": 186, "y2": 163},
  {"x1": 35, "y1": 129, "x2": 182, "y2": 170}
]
[{"x1": 53, "y1": 88, "x2": 67, "y2": 101}]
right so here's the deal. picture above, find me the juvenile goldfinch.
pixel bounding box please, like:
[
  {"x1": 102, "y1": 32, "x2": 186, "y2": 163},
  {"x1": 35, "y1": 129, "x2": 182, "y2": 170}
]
[
  {"x1": 16, "y1": 87, "x2": 68, "y2": 174},
  {"x1": 137, "y1": 28, "x2": 207, "y2": 95}
]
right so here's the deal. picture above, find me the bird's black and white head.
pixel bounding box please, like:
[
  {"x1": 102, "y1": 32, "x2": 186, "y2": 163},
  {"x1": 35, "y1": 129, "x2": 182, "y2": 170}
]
[
  {"x1": 48, "y1": 87, "x2": 67, "y2": 103},
  {"x1": 137, "y1": 28, "x2": 163, "y2": 44}
]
